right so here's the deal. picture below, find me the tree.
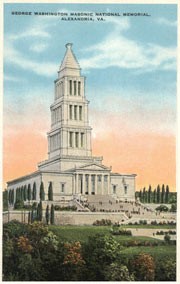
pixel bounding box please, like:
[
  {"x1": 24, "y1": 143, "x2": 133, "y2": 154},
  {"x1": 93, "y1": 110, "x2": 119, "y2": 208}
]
[
  {"x1": 142, "y1": 187, "x2": 146, "y2": 203},
  {"x1": 32, "y1": 182, "x2": 37, "y2": 200},
  {"x1": 48, "y1": 182, "x2": 53, "y2": 201},
  {"x1": 50, "y1": 204, "x2": 55, "y2": 225},
  {"x1": 27, "y1": 184, "x2": 32, "y2": 201},
  {"x1": 157, "y1": 185, "x2": 160, "y2": 203},
  {"x1": 155, "y1": 257, "x2": 176, "y2": 281},
  {"x1": 161, "y1": 184, "x2": 165, "y2": 203},
  {"x1": 139, "y1": 190, "x2": 142, "y2": 202},
  {"x1": 170, "y1": 203, "x2": 176, "y2": 212},
  {"x1": 165, "y1": 185, "x2": 169, "y2": 203},
  {"x1": 46, "y1": 205, "x2": 50, "y2": 225},
  {"x1": 16, "y1": 188, "x2": 20, "y2": 202},
  {"x1": 37, "y1": 201, "x2": 43, "y2": 222},
  {"x1": 153, "y1": 189, "x2": 156, "y2": 203},
  {"x1": 40, "y1": 182, "x2": 45, "y2": 201},
  {"x1": 129, "y1": 253, "x2": 155, "y2": 281},
  {"x1": 148, "y1": 185, "x2": 152, "y2": 203},
  {"x1": 20, "y1": 186, "x2": 24, "y2": 201},
  {"x1": 12, "y1": 190, "x2": 14, "y2": 205},
  {"x1": 3, "y1": 190, "x2": 8, "y2": 211},
  {"x1": 164, "y1": 233, "x2": 171, "y2": 244},
  {"x1": 23, "y1": 185, "x2": 27, "y2": 201},
  {"x1": 82, "y1": 234, "x2": 122, "y2": 281},
  {"x1": 104, "y1": 263, "x2": 134, "y2": 281}
]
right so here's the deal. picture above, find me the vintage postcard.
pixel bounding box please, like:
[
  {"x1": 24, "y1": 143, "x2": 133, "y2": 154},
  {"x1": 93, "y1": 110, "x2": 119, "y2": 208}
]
[{"x1": 1, "y1": 0, "x2": 179, "y2": 282}]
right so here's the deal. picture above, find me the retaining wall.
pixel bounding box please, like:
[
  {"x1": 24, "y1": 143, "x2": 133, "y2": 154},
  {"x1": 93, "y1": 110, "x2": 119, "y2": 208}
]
[{"x1": 3, "y1": 211, "x2": 127, "y2": 225}]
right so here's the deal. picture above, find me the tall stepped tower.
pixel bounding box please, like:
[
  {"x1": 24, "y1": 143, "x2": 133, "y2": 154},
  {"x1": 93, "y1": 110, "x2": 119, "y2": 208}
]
[{"x1": 38, "y1": 43, "x2": 102, "y2": 172}]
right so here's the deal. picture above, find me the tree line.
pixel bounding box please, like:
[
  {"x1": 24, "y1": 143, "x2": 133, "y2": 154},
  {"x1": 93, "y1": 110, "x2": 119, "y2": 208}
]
[
  {"x1": 8, "y1": 181, "x2": 53, "y2": 205},
  {"x1": 136, "y1": 184, "x2": 176, "y2": 204}
]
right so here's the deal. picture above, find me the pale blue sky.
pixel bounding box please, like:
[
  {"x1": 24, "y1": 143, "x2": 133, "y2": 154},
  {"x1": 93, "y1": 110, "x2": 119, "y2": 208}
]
[{"x1": 4, "y1": 3, "x2": 177, "y2": 135}]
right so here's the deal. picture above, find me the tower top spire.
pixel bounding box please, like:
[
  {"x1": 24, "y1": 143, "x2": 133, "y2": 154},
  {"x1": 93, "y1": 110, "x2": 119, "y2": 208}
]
[{"x1": 58, "y1": 43, "x2": 81, "y2": 78}]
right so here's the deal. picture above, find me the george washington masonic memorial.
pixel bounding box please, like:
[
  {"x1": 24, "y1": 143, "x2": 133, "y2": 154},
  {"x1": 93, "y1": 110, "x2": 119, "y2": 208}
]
[{"x1": 7, "y1": 43, "x2": 136, "y2": 203}]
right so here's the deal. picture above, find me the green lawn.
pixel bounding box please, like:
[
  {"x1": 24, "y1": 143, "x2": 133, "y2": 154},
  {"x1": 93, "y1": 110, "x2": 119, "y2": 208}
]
[
  {"x1": 49, "y1": 225, "x2": 164, "y2": 243},
  {"x1": 49, "y1": 225, "x2": 176, "y2": 261}
]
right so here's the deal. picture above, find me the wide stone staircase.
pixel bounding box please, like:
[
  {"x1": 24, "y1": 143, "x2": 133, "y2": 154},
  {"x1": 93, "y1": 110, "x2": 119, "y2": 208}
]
[{"x1": 82, "y1": 195, "x2": 176, "y2": 224}]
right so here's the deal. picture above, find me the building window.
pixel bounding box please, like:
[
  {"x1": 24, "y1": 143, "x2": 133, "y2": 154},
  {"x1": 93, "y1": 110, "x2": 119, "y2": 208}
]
[
  {"x1": 61, "y1": 183, "x2": 65, "y2": 193},
  {"x1": 69, "y1": 132, "x2": 73, "y2": 147},
  {"x1": 113, "y1": 185, "x2": 116, "y2": 194},
  {"x1": 85, "y1": 175, "x2": 89, "y2": 194},
  {"x1": 69, "y1": 80, "x2": 72, "y2": 95},
  {"x1": 79, "y1": 106, "x2": 82, "y2": 120},
  {"x1": 124, "y1": 185, "x2": 127, "y2": 194},
  {"x1": 78, "y1": 81, "x2": 81, "y2": 96},
  {"x1": 74, "y1": 105, "x2": 77, "y2": 120},
  {"x1": 80, "y1": 133, "x2": 84, "y2": 147},
  {"x1": 75, "y1": 132, "x2": 79, "y2": 147},
  {"x1": 98, "y1": 175, "x2": 101, "y2": 182},
  {"x1": 69, "y1": 105, "x2": 73, "y2": 119},
  {"x1": 74, "y1": 81, "x2": 77, "y2": 96},
  {"x1": 104, "y1": 175, "x2": 108, "y2": 182},
  {"x1": 91, "y1": 175, "x2": 95, "y2": 194}
]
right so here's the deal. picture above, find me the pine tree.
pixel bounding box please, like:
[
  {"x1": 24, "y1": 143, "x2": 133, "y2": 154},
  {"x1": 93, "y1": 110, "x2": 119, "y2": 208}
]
[
  {"x1": 21, "y1": 186, "x2": 24, "y2": 201},
  {"x1": 27, "y1": 184, "x2": 32, "y2": 201},
  {"x1": 148, "y1": 185, "x2": 152, "y2": 203},
  {"x1": 165, "y1": 185, "x2": 169, "y2": 203},
  {"x1": 32, "y1": 182, "x2": 37, "y2": 200},
  {"x1": 40, "y1": 182, "x2": 45, "y2": 201},
  {"x1": 12, "y1": 190, "x2": 14, "y2": 205},
  {"x1": 142, "y1": 187, "x2": 146, "y2": 203},
  {"x1": 157, "y1": 185, "x2": 160, "y2": 203},
  {"x1": 48, "y1": 182, "x2": 53, "y2": 201},
  {"x1": 139, "y1": 190, "x2": 142, "y2": 202},
  {"x1": 161, "y1": 184, "x2": 165, "y2": 203},
  {"x1": 153, "y1": 189, "x2": 156, "y2": 203},
  {"x1": 46, "y1": 205, "x2": 50, "y2": 225},
  {"x1": 39, "y1": 201, "x2": 43, "y2": 221},
  {"x1": 8, "y1": 190, "x2": 11, "y2": 204},
  {"x1": 24, "y1": 185, "x2": 27, "y2": 201},
  {"x1": 50, "y1": 204, "x2": 55, "y2": 225}
]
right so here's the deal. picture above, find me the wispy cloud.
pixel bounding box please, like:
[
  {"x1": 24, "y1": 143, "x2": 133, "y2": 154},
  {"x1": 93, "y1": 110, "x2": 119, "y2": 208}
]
[
  {"x1": 80, "y1": 38, "x2": 176, "y2": 71},
  {"x1": 156, "y1": 17, "x2": 177, "y2": 27},
  {"x1": 4, "y1": 40, "x2": 57, "y2": 77},
  {"x1": 4, "y1": 75, "x2": 25, "y2": 82},
  {"x1": 80, "y1": 18, "x2": 176, "y2": 72},
  {"x1": 29, "y1": 43, "x2": 48, "y2": 53}
]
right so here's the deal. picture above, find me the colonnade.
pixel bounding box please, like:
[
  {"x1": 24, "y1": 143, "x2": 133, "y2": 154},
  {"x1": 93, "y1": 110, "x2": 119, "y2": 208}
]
[{"x1": 74, "y1": 173, "x2": 110, "y2": 195}]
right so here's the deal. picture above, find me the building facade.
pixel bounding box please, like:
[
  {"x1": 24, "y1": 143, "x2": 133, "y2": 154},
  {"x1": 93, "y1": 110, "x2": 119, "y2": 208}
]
[{"x1": 7, "y1": 43, "x2": 136, "y2": 203}]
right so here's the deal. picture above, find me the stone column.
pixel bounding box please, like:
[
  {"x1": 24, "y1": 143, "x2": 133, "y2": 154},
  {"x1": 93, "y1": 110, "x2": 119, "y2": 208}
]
[
  {"x1": 76, "y1": 173, "x2": 79, "y2": 194},
  {"x1": 95, "y1": 175, "x2": 97, "y2": 195},
  {"x1": 82, "y1": 174, "x2": 85, "y2": 195},
  {"x1": 101, "y1": 174, "x2": 104, "y2": 195},
  {"x1": 88, "y1": 174, "x2": 91, "y2": 194}
]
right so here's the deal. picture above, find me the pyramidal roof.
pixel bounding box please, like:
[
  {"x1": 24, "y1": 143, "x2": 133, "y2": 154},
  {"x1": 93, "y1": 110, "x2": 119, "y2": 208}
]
[{"x1": 59, "y1": 43, "x2": 80, "y2": 72}]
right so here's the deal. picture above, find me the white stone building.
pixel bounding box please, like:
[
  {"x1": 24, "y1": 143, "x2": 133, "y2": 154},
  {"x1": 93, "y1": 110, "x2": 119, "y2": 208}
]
[{"x1": 7, "y1": 43, "x2": 136, "y2": 203}]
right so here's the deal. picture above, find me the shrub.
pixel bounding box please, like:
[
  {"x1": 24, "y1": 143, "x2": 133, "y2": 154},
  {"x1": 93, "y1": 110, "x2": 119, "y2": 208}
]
[
  {"x1": 14, "y1": 200, "x2": 24, "y2": 209},
  {"x1": 111, "y1": 228, "x2": 132, "y2": 236},
  {"x1": 155, "y1": 257, "x2": 176, "y2": 281},
  {"x1": 54, "y1": 205, "x2": 77, "y2": 211},
  {"x1": 129, "y1": 253, "x2": 155, "y2": 281},
  {"x1": 155, "y1": 205, "x2": 169, "y2": 212},
  {"x1": 93, "y1": 219, "x2": 112, "y2": 226},
  {"x1": 164, "y1": 234, "x2": 171, "y2": 244}
]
